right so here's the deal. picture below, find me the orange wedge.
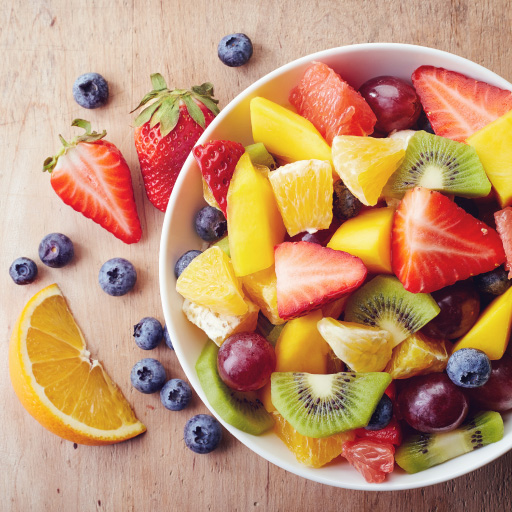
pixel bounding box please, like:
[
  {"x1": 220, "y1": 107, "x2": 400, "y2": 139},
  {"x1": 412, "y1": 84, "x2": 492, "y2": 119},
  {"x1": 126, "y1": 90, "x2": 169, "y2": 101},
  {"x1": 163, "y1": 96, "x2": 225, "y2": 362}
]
[{"x1": 9, "y1": 284, "x2": 146, "y2": 445}]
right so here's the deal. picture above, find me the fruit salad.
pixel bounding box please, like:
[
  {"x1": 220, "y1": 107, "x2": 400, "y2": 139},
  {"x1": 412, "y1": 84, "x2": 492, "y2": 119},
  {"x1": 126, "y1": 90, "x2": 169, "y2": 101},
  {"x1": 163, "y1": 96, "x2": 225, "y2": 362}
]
[{"x1": 174, "y1": 61, "x2": 512, "y2": 484}]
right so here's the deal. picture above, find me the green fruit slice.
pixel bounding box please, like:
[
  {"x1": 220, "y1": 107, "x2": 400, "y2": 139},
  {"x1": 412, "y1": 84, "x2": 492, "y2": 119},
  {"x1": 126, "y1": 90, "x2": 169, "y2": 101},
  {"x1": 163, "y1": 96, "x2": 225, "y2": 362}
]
[
  {"x1": 271, "y1": 371, "x2": 391, "y2": 438},
  {"x1": 195, "y1": 340, "x2": 274, "y2": 435}
]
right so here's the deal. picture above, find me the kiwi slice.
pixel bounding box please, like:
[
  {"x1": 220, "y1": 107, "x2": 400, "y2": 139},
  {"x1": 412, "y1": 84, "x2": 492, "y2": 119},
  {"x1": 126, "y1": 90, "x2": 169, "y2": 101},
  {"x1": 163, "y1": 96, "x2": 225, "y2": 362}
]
[
  {"x1": 195, "y1": 340, "x2": 274, "y2": 435},
  {"x1": 257, "y1": 313, "x2": 285, "y2": 346},
  {"x1": 395, "y1": 411, "x2": 504, "y2": 474},
  {"x1": 383, "y1": 131, "x2": 491, "y2": 199},
  {"x1": 344, "y1": 275, "x2": 440, "y2": 347},
  {"x1": 245, "y1": 142, "x2": 277, "y2": 169},
  {"x1": 212, "y1": 235, "x2": 230, "y2": 257},
  {"x1": 271, "y1": 371, "x2": 391, "y2": 438}
]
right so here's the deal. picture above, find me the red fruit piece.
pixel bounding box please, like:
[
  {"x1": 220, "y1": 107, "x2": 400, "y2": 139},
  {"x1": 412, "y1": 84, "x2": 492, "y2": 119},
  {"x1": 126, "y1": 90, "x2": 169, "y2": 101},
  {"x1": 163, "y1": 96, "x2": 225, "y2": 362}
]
[
  {"x1": 133, "y1": 75, "x2": 219, "y2": 212},
  {"x1": 494, "y1": 207, "x2": 512, "y2": 278},
  {"x1": 193, "y1": 140, "x2": 245, "y2": 216},
  {"x1": 392, "y1": 187, "x2": 505, "y2": 293},
  {"x1": 289, "y1": 61, "x2": 376, "y2": 144},
  {"x1": 342, "y1": 439, "x2": 395, "y2": 484},
  {"x1": 274, "y1": 241, "x2": 367, "y2": 320},
  {"x1": 412, "y1": 65, "x2": 512, "y2": 143},
  {"x1": 44, "y1": 119, "x2": 142, "y2": 244},
  {"x1": 353, "y1": 417, "x2": 402, "y2": 446}
]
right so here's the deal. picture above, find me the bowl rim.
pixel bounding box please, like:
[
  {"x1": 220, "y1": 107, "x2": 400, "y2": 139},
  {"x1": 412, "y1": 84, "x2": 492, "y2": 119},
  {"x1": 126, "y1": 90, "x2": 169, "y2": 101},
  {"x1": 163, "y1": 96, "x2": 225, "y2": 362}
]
[{"x1": 160, "y1": 42, "x2": 512, "y2": 490}]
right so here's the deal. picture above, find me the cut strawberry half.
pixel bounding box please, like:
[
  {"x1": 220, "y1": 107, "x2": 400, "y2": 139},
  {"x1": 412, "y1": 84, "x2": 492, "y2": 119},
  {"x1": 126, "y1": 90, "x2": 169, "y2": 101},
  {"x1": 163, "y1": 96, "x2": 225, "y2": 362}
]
[
  {"x1": 494, "y1": 207, "x2": 512, "y2": 278},
  {"x1": 353, "y1": 417, "x2": 402, "y2": 446},
  {"x1": 274, "y1": 241, "x2": 367, "y2": 320},
  {"x1": 392, "y1": 187, "x2": 505, "y2": 293},
  {"x1": 193, "y1": 140, "x2": 245, "y2": 216},
  {"x1": 412, "y1": 66, "x2": 512, "y2": 142},
  {"x1": 342, "y1": 439, "x2": 395, "y2": 484}
]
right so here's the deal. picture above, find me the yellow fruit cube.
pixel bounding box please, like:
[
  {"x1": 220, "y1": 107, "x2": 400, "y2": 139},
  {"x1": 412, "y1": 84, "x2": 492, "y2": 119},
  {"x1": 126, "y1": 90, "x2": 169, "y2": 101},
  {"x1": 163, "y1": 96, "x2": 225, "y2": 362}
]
[
  {"x1": 453, "y1": 286, "x2": 512, "y2": 360},
  {"x1": 467, "y1": 110, "x2": 512, "y2": 207},
  {"x1": 176, "y1": 246, "x2": 247, "y2": 316},
  {"x1": 250, "y1": 97, "x2": 332, "y2": 163},
  {"x1": 269, "y1": 159, "x2": 333, "y2": 237},
  {"x1": 327, "y1": 208, "x2": 394, "y2": 274},
  {"x1": 227, "y1": 153, "x2": 286, "y2": 277}
]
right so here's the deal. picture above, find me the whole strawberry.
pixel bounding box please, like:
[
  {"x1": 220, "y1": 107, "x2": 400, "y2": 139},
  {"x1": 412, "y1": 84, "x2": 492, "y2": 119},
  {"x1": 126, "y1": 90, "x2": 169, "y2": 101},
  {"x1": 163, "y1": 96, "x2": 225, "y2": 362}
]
[
  {"x1": 132, "y1": 74, "x2": 219, "y2": 212},
  {"x1": 43, "y1": 119, "x2": 142, "y2": 244}
]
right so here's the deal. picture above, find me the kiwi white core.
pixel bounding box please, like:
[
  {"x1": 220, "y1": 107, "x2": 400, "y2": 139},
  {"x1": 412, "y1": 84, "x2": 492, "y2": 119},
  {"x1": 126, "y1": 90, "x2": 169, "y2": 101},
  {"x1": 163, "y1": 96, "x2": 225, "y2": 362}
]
[
  {"x1": 306, "y1": 374, "x2": 336, "y2": 398},
  {"x1": 417, "y1": 164, "x2": 445, "y2": 190}
]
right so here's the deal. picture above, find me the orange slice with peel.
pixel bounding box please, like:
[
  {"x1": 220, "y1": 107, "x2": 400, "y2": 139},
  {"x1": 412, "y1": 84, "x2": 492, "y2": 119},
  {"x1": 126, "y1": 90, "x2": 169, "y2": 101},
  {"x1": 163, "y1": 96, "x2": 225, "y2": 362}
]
[{"x1": 9, "y1": 284, "x2": 146, "y2": 445}]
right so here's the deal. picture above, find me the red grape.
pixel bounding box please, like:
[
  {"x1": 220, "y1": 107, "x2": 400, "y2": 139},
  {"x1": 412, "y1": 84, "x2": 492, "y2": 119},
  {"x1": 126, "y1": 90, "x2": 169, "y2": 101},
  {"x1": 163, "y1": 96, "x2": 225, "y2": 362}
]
[
  {"x1": 217, "y1": 332, "x2": 276, "y2": 392},
  {"x1": 359, "y1": 76, "x2": 421, "y2": 134},
  {"x1": 397, "y1": 373, "x2": 469, "y2": 433}
]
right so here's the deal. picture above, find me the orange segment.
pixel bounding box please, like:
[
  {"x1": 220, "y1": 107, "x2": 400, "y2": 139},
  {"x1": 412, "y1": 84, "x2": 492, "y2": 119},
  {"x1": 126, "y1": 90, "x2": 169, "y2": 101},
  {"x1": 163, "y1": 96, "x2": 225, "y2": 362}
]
[{"x1": 9, "y1": 284, "x2": 146, "y2": 445}]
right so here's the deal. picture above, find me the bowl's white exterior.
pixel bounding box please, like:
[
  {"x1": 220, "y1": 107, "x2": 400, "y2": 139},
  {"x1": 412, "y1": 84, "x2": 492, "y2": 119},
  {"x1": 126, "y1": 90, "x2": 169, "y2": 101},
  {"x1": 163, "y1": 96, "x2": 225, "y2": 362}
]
[{"x1": 160, "y1": 43, "x2": 512, "y2": 490}]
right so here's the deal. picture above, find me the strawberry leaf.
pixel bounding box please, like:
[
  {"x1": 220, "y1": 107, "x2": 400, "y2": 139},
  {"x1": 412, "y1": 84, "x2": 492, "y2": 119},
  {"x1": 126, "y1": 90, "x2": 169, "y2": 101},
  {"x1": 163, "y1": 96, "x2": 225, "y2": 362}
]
[
  {"x1": 150, "y1": 73, "x2": 168, "y2": 91},
  {"x1": 182, "y1": 95, "x2": 206, "y2": 128},
  {"x1": 134, "y1": 99, "x2": 163, "y2": 127},
  {"x1": 159, "y1": 99, "x2": 180, "y2": 137}
]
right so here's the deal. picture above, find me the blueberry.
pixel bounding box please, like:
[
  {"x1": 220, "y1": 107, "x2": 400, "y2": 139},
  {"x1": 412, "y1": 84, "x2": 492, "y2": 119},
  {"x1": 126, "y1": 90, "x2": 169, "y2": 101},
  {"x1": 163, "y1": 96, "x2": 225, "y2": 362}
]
[
  {"x1": 474, "y1": 266, "x2": 511, "y2": 296},
  {"x1": 365, "y1": 394, "x2": 393, "y2": 431},
  {"x1": 133, "y1": 317, "x2": 163, "y2": 350},
  {"x1": 72, "y1": 73, "x2": 109, "y2": 109},
  {"x1": 163, "y1": 324, "x2": 174, "y2": 350},
  {"x1": 446, "y1": 348, "x2": 492, "y2": 388},
  {"x1": 333, "y1": 180, "x2": 362, "y2": 221},
  {"x1": 98, "y1": 257, "x2": 137, "y2": 296},
  {"x1": 194, "y1": 206, "x2": 227, "y2": 242},
  {"x1": 130, "y1": 358, "x2": 166, "y2": 394},
  {"x1": 9, "y1": 257, "x2": 38, "y2": 285},
  {"x1": 174, "y1": 250, "x2": 202, "y2": 278},
  {"x1": 160, "y1": 379, "x2": 192, "y2": 411},
  {"x1": 38, "y1": 233, "x2": 74, "y2": 268},
  {"x1": 184, "y1": 414, "x2": 222, "y2": 454},
  {"x1": 217, "y1": 33, "x2": 253, "y2": 67},
  {"x1": 416, "y1": 110, "x2": 435, "y2": 133}
]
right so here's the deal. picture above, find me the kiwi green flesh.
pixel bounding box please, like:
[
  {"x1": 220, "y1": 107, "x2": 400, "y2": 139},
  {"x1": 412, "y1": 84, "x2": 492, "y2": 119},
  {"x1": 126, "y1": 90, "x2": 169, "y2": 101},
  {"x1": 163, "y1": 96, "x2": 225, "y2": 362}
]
[
  {"x1": 212, "y1": 236, "x2": 230, "y2": 257},
  {"x1": 271, "y1": 371, "x2": 391, "y2": 438},
  {"x1": 383, "y1": 131, "x2": 491, "y2": 199},
  {"x1": 344, "y1": 275, "x2": 440, "y2": 348},
  {"x1": 257, "y1": 313, "x2": 285, "y2": 346},
  {"x1": 395, "y1": 411, "x2": 504, "y2": 474},
  {"x1": 195, "y1": 340, "x2": 274, "y2": 435},
  {"x1": 245, "y1": 142, "x2": 277, "y2": 169}
]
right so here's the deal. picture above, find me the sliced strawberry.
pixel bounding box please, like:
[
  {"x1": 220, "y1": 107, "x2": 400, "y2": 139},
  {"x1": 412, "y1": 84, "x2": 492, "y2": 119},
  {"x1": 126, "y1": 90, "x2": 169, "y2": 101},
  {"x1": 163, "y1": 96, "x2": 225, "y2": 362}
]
[
  {"x1": 412, "y1": 66, "x2": 512, "y2": 142},
  {"x1": 193, "y1": 140, "x2": 245, "y2": 216},
  {"x1": 494, "y1": 207, "x2": 512, "y2": 278},
  {"x1": 392, "y1": 187, "x2": 505, "y2": 293},
  {"x1": 44, "y1": 120, "x2": 142, "y2": 244},
  {"x1": 353, "y1": 417, "x2": 402, "y2": 446},
  {"x1": 342, "y1": 439, "x2": 395, "y2": 484},
  {"x1": 275, "y1": 241, "x2": 367, "y2": 320}
]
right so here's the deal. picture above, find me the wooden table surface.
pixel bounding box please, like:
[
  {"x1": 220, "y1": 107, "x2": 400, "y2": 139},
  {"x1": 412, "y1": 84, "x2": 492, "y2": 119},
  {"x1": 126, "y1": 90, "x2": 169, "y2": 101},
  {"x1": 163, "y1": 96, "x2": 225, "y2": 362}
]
[{"x1": 2, "y1": 1, "x2": 512, "y2": 511}]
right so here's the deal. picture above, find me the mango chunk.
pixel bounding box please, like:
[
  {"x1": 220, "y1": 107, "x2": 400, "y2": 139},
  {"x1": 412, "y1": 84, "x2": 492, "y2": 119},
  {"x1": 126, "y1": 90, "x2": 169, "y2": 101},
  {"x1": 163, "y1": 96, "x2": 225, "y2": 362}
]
[
  {"x1": 227, "y1": 153, "x2": 286, "y2": 277},
  {"x1": 250, "y1": 97, "x2": 332, "y2": 164},
  {"x1": 327, "y1": 208, "x2": 394, "y2": 274},
  {"x1": 453, "y1": 285, "x2": 512, "y2": 360}
]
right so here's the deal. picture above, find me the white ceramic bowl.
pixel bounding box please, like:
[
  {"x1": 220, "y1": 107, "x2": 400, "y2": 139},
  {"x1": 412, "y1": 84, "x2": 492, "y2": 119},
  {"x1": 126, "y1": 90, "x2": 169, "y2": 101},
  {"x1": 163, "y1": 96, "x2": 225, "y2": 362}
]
[{"x1": 160, "y1": 43, "x2": 512, "y2": 490}]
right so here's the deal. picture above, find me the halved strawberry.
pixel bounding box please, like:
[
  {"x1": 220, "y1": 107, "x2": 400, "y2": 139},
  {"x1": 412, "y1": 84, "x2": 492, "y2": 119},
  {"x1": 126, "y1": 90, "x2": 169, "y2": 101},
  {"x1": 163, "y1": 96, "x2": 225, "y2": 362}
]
[
  {"x1": 412, "y1": 66, "x2": 512, "y2": 142},
  {"x1": 353, "y1": 417, "x2": 402, "y2": 446},
  {"x1": 494, "y1": 207, "x2": 512, "y2": 278},
  {"x1": 392, "y1": 187, "x2": 505, "y2": 293},
  {"x1": 342, "y1": 439, "x2": 395, "y2": 484},
  {"x1": 193, "y1": 140, "x2": 245, "y2": 216},
  {"x1": 44, "y1": 120, "x2": 142, "y2": 244},
  {"x1": 274, "y1": 241, "x2": 367, "y2": 320}
]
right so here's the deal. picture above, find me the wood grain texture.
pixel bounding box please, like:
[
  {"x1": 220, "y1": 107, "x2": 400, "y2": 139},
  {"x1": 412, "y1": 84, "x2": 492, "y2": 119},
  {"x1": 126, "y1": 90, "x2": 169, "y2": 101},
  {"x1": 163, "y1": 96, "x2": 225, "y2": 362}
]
[{"x1": 1, "y1": 1, "x2": 512, "y2": 511}]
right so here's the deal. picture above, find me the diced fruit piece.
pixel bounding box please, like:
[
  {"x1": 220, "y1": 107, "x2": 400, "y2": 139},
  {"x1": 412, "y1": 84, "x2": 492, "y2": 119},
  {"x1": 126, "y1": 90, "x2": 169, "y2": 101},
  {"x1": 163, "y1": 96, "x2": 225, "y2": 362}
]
[
  {"x1": 468, "y1": 110, "x2": 512, "y2": 207},
  {"x1": 383, "y1": 131, "x2": 491, "y2": 199},
  {"x1": 452, "y1": 285, "x2": 512, "y2": 360},
  {"x1": 256, "y1": 314, "x2": 286, "y2": 346},
  {"x1": 202, "y1": 176, "x2": 220, "y2": 209},
  {"x1": 227, "y1": 153, "x2": 286, "y2": 276},
  {"x1": 193, "y1": 140, "x2": 245, "y2": 216},
  {"x1": 344, "y1": 275, "x2": 440, "y2": 348},
  {"x1": 269, "y1": 159, "x2": 333, "y2": 237},
  {"x1": 321, "y1": 296, "x2": 349, "y2": 319},
  {"x1": 474, "y1": 266, "x2": 511, "y2": 296},
  {"x1": 331, "y1": 136, "x2": 405, "y2": 206},
  {"x1": 395, "y1": 411, "x2": 504, "y2": 474},
  {"x1": 289, "y1": 62, "x2": 376, "y2": 144},
  {"x1": 250, "y1": 97, "x2": 332, "y2": 163},
  {"x1": 194, "y1": 205, "x2": 227, "y2": 242},
  {"x1": 354, "y1": 417, "x2": 402, "y2": 446},
  {"x1": 342, "y1": 440, "x2": 395, "y2": 484},
  {"x1": 273, "y1": 412, "x2": 355, "y2": 468},
  {"x1": 411, "y1": 65, "x2": 512, "y2": 142},
  {"x1": 275, "y1": 241, "x2": 367, "y2": 320},
  {"x1": 327, "y1": 208, "x2": 394, "y2": 274},
  {"x1": 495, "y1": 207, "x2": 512, "y2": 277},
  {"x1": 213, "y1": 236, "x2": 230, "y2": 257},
  {"x1": 176, "y1": 246, "x2": 247, "y2": 316},
  {"x1": 175, "y1": 250, "x2": 202, "y2": 278},
  {"x1": 245, "y1": 142, "x2": 277, "y2": 169},
  {"x1": 446, "y1": 348, "x2": 491, "y2": 388},
  {"x1": 332, "y1": 180, "x2": 362, "y2": 221},
  {"x1": 9, "y1": 284, "x2": 146, "y2": 444},
  {"x1": 392, "y1": 187, "x2": 506, "y2": 293},
  {"x1": 195, "y1": 340, "x2": 274, "y2": 435},
  {"x1": 385, "y1": 332, "x2": 450, "y2": 379},
  {"x1": 182, "y1": 298, "x2": 259, "y2": 347},
  {"x1": 271, "y1": 371, "x2": 391, "y2": 438},
  {"x1": 317, "y1": 318, "x2": 392, "y2": 372}
]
